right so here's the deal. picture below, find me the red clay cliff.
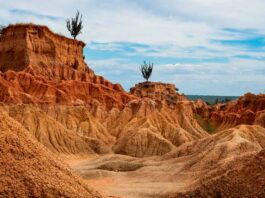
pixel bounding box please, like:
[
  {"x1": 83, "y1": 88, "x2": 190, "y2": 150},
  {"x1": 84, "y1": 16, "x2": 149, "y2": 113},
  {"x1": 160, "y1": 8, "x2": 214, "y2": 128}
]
[{"x1": 0, "y1": 24, "x2": 135, "y2": 109}]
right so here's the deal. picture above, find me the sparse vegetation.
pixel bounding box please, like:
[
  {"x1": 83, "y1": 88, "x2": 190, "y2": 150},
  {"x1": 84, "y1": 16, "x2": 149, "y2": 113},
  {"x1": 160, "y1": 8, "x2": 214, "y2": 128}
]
[
  {"x1": 214, "y1": 97, "x2": 231, "y2": 105},
  {"x1": 215, "y1": 98, "x2": 219, "y2": 104},
  {"x1": 206, "y1": 122, "x2": 216, "y2": 134},
  {"x1": 66, "y1": 11, "x2": 83, "y2": 39},
  {"x1": 224, "y1": 97, "x2": 231, "y2": 103},
  {"x1": 194, "y1": 113, "x2": 216, "y2": 134},
  {"x1": 140, "y1": 61, "x2": 153, "y2": 81}
]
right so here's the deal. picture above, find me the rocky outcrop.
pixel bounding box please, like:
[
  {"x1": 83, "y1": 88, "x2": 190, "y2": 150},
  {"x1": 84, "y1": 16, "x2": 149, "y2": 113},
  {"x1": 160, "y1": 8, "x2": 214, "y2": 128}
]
[
  {"x1": 1, "y1": 98, "x2": 207, "y2": 157},
  {"x1": 0, "y1": 70, "x2": 133, "y2": 109},
  {"x1": 194, "y1": 93, "x2": 265, "y2": 132},
  {"x1": 0, "y1": 82, "x2": 207, "y2": 157},
  {"x1": 0, "y1": 24, "x2": 135, "y2": 109},
  {"x1": 107, "y1": 82, "x2": 205, "y2": 157},
  {"x1": 130, "y1": 81, "x2": 186, "y2": 104},
  {"x1": 0, "y1": 24, "x2": 88, "y2": 73},
  {"x1": 107, "y1": 98, "x2": 207, "y2": 157}
]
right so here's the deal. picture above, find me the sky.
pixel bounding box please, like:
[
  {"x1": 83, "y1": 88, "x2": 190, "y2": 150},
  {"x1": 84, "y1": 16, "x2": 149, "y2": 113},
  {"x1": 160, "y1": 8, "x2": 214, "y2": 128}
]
[{"x1": 1, "y1": 0, "x2": 265, "y2": 96}]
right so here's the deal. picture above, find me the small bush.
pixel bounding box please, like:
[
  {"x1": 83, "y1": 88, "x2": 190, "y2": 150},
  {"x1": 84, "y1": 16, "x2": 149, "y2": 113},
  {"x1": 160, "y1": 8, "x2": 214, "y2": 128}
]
[
  {"x1": 194, "y1": 113, "x2": 216, "y2": 134},
  {"x1": 224, "y1": 98, "x2": 231, "y2": 103},
  {"x1": 207, "y1": 122, "x2": 216, "y2": 134},
  {"x1": 66, "y1": 11, "x2": 83, "y2": 39},
  {"x1": 140, "y1": 61, "x2": 153, "y2": 81}
]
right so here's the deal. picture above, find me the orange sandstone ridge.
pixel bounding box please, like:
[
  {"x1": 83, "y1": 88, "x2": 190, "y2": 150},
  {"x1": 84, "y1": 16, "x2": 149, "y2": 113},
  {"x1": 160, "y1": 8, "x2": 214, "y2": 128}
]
[
  {"x1": 130, "y1": 81, "x2": 187, "y2": 103},
  {"x1": 0, "y1": 24, "x2": 134, "y2": 109},
  {"x1": 194, "y1": 92, "x2": 265, "y2": 132},
  {"x1": 0, "y1": 24, "x2": 87, "y2": 73}
]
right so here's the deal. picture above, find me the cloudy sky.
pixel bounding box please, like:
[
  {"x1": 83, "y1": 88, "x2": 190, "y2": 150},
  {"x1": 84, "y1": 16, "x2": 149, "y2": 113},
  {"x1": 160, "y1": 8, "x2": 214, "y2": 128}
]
[{"x1": 1, "y1": 0, "x2": 265, "y2": 95}]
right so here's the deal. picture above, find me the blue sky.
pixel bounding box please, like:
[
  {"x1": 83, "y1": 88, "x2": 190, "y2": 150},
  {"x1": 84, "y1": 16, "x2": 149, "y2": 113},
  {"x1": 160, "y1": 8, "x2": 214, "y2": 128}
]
[{"x1": 1, "y1": 0, "x2": 265, "y2": 95}]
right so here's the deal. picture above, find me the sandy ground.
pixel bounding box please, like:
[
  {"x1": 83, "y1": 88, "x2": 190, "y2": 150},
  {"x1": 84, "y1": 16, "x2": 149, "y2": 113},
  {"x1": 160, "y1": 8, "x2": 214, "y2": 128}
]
[{"x1": 67, "y1": 154, "x2": 199, "y2": 198}]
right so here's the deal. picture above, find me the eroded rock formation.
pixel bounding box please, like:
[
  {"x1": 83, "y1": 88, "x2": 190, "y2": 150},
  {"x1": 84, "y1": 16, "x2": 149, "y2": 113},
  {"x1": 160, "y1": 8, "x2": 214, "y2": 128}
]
[
  {"x1": 0, "y1": 24, "x2": 88, "y2": 73},
  {"x1": 0, "y1": 25, "x2": 208, "y2": 158},
  {"x1": 2, "y1": 24, "x2": 265, "y2": 198},
  {"x1": 0, "y1": 24, "x2": 134, "y2": 109},
  {"x1": 194, "y1": 92, "x2": 265, "y2": 132},
  {"x1": 130, "y1": 81, "x2": 186, "y2": 103}
]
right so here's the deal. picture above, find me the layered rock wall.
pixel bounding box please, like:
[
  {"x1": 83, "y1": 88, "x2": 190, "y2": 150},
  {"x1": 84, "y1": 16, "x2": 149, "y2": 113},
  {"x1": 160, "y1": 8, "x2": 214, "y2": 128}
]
[
  {"x1": 194, "y1": 93, "x2": 265, "y2": 132},
  {"x1": 0, "y1": 24, "x2": 88, "y2": 74},
  {"x1": 130, "y1": 81, "x2": 187, "y2": 104},
  {"x1": 0, "y1": 24, "x2": 135, "y2": 108}
]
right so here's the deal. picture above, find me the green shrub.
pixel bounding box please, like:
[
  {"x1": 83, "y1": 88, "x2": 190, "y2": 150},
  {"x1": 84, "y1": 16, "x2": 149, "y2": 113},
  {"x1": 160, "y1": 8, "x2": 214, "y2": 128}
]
[
  {"x1": 140, "y1": 61, "x2": 153, "y2": 81},
  {"x1": 66, "y1": 11, "x2": 83, "y2": 39}
]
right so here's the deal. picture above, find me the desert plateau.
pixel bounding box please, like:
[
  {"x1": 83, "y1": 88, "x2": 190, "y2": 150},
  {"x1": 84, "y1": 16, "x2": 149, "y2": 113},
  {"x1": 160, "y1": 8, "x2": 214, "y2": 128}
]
[{"x1": 1, "y1": 2, "x2": 265, "y2": 198}]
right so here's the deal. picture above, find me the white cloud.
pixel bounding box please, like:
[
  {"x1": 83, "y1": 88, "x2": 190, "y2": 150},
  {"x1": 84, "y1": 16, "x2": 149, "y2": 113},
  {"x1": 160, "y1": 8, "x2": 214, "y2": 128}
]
[
  {"x1": 2, "y1": 0, "x2": 265, "y2": 95},
  {"x1": 2, "y1": 0, "x2": 265, "y2": 50},
  {"x1": 2, "y1": 0, "x2": 263, "y2": 44}
]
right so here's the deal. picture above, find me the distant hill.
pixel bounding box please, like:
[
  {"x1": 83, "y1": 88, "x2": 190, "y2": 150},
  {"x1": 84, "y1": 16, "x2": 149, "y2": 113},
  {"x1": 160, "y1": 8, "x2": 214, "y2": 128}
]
[{"x1": 187, "y1": 95, "x2": 239, "y2": 105}]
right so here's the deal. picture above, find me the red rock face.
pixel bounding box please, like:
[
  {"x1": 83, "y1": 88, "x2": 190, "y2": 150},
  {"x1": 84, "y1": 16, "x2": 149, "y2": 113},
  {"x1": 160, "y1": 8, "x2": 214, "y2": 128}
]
[
  {"x1": 194, "y1": 92, "x2": 265, "y2": 131},
  {"x1": 0, "y1": 24, "x2": 87, "y2": 73},
  {"x1": 0, "y1": 24, "x2": 135, "y2": 109},
  {"x1": 130, "y1": 81, "x2": 187, "y2": 104}
]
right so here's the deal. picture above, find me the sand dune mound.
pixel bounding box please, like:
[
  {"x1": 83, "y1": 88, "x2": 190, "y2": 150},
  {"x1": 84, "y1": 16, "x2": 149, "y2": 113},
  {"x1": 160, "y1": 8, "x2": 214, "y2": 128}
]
[
  {"x1": 176, "y1": 149, "x2": 265, "y2": 198},
  {"x1": 0, "y1": 110, "x2": 102, "y2": 198}
]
